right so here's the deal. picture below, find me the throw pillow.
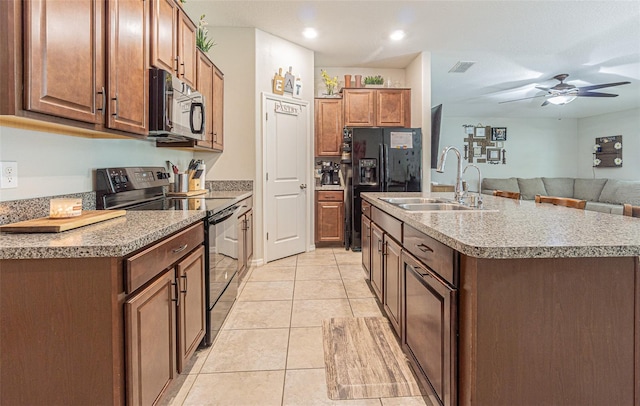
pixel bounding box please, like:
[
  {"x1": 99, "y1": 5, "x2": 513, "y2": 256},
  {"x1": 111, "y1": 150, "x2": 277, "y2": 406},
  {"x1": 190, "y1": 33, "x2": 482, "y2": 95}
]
[{"x1": 517, "y1": 178, "x2": 547, "y2": 200}]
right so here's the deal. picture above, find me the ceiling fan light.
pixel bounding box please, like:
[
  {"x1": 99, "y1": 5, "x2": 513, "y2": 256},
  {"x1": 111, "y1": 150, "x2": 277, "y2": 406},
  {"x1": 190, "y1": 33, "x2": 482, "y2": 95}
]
[{"x1": 547, "y1": 95, "x2": 577, "y2": 105}]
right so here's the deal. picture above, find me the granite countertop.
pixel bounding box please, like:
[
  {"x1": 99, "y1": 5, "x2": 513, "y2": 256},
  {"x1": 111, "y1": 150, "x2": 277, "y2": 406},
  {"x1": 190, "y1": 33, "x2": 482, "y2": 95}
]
[
  {"x1": 316, "y1": 185, "x2": 345, "y2": 191},
  {"x1": 0, "y1": 191, "x2": 253, "y2": 260},
  {"x1": 362, "y1": 192, "x2": 640, "y2": 259}
]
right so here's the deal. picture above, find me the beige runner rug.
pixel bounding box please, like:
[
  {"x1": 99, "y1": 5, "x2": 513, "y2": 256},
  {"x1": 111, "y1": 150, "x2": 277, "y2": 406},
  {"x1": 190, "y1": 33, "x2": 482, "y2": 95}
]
[{"x1": 322, "y1": 317, "x2": 423, "y2": 400}]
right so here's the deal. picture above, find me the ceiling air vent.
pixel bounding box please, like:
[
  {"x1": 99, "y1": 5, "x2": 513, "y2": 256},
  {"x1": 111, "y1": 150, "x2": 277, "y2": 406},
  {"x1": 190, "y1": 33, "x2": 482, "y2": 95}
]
[{"x1": 448, "y1": 61, "x2": 476, "y2": 73}]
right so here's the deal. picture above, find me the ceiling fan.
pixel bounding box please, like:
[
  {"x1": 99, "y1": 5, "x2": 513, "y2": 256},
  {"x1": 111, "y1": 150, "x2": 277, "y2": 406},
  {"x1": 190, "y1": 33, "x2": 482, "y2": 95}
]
[{"x1": 499, "y1": 74, "x2": 631, "y2": 106}]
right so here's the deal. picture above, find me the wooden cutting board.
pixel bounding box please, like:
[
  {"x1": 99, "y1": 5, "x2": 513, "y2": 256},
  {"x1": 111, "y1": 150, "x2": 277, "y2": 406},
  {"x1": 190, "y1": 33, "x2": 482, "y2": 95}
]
[
  {"x1": 0, "y1": 210, "x2": 126, "y2": 233},
  {"x1": 166, "y1": 190, "x2": 208, "y2": 197}
]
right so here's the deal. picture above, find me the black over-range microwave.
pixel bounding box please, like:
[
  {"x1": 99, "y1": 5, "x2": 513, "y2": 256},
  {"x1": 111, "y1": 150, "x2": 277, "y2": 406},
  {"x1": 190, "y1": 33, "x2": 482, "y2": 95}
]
[{"x1": 149, "y1": 67, "x2": 205, "y2": 142}]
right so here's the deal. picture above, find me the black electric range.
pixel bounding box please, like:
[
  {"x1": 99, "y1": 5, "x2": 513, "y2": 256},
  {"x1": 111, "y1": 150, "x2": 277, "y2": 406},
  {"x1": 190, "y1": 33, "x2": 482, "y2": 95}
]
[{"x1": 95, "y1": 166, "x2": 242, "y2": 347}]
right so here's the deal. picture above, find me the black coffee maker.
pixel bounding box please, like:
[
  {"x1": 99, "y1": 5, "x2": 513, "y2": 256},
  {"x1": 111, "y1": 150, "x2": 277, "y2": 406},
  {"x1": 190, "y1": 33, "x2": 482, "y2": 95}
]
[{"x1": 320, "y1": 161, "x2": 340, "y2": 185}]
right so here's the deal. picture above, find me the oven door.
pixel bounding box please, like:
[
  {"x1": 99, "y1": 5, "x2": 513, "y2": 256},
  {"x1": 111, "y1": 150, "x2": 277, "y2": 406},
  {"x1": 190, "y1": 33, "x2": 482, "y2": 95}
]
[{"x1": 204, "y1": 205, "x2": 241, "y2": 345}]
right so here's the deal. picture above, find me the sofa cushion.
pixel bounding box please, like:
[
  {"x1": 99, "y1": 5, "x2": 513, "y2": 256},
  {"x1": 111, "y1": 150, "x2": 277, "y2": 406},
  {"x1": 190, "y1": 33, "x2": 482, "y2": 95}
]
[
  {"x1": 573, "y1": 178, "x2": 608, "y2": 202},
  {"x1": 598, "y1": 179, "x2": 640, "y2": 206},
  {"x1": 517, "y1": 178, "x2": 547, "y2": 200},
  {"x1": 542, "y1": 178, "x2": 575, "y2": 198},
  {"x1": 481, "y1": 177, "x2": 519, "y2": 194},
  {"x1": 585, "y1": 201, "x2": 616, "y2": 214}
]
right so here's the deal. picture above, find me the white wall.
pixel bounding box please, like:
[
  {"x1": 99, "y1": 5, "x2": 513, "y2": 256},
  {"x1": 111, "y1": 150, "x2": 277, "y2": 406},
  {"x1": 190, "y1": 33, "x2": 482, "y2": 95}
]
[
  {"x1": 254, "y1": 29, "x2": 315, "y2": 259},
  {"x1": 576, "y1": 108, "x2": 640, "y2": 180},
  {"x1": 430, "y1": 116, "x2": 579, "y2": 190},
  {"x1": 195, "y1": 27, "x2": 257, "y2": 181},
  {"x1": 0, "y1": 126, "x2": 193, "y2": 201},
  {"x1": 405, "y1": 52, "x2": 431, "y2": 188}
]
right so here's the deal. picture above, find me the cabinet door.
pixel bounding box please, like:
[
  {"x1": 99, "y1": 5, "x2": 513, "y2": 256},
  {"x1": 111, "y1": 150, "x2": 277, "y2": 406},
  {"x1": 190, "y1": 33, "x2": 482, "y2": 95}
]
[
  {"x1": 343, "y1": 89, "x2": 375, "y2": 127},
  {"x1": 316, "y1": 201, "x2": 345, "y2": 243},
  {"x1": 107, "y1": 0, "x2": 149, "y2": 135},
  {"x1": 196, "y1": 50, "x2": 213, "y2": 149},
  {"x1": 376, "y1": 89, "x2": 410, "y2": 127},
  {"x1": 315, "y1": 98, "x2": 343, "y2": 156},
  {"x1": 177, "y1": 11, "x2": 197, "y2": 88},
  {"x1": 402, "y1": 251, "x2": 456, "y2": 406},
  {"x1": 361, "y1": 215, "x2": 371, "y2": 276},
  {"x1": 245, "y1": 209, "x2": 253, "y2": 264},
  {"x1": 383, "y1": 236, "x2": 402, "y2": 336},
  {"x1": 237, "y1": 215, "x2": 246, "y2": 282},
  {"x1": 176, "y1": 246, "x2": 206, "y2": 372},
  {"x1": 125, "y1": 269, "x2": 177, "y2": 406},
  {"x1": 370, "y1": 223, "x2": 384, "y2": 301},
  {"x1": 212, "y1": 64, "x2": 224, "y2": 151},
  {"x1": 150, "y1": 0, "x2": 177, "y2": 73},
  {"x1": 24, "y1": 0, "x2": 105, "y2": 124}
]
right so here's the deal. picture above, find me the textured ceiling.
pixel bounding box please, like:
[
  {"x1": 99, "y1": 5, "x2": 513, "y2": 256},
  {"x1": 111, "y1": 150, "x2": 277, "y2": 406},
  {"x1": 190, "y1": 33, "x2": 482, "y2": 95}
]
[{"x1": 184, "y1": 0, "x2": 640, "y2": 118}]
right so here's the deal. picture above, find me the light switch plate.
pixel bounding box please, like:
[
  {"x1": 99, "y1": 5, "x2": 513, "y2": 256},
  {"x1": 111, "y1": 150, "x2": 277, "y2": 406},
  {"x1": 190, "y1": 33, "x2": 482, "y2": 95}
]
[{"x1": 0, "y1": 161, "x2": 18, "y2": 188}]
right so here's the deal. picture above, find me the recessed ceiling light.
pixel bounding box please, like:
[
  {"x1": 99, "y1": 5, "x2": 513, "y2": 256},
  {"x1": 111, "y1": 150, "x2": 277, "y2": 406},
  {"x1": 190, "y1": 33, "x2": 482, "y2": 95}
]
[
  {"x1": 390, "y1": 30, "x2": 405, "y2": 41},
  {"x1": 303, "y1": 28, "x2": 318, "y2": 39}
]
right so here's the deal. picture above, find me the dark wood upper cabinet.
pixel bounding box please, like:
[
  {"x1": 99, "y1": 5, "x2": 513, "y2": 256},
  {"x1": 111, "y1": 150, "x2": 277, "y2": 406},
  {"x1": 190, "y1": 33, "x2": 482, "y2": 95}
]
[
  {"x1": 177, "y1": 11, "x2": 197, "y2": 88},
  {"x1": 212, "y1": 64, "x2": 224, "y2": 151},
  {"x1": 107, "y1": 0, "x2": 149, "y2": 135},
  {"x1": 24, "y1": 0, "x2": 105, "y2": 124},
  {"x1": 196, "y1": 50, "x2": 214, "y2": 149},
  {"x1": 343, "y1": 88, "x2": 411, "y2": 128},
  {"x1": 150, "y1": 0, "x2": 178, "y2": 74},
  {"x1": 315, "y1": 98, "x2": 343, "y2": 156}
]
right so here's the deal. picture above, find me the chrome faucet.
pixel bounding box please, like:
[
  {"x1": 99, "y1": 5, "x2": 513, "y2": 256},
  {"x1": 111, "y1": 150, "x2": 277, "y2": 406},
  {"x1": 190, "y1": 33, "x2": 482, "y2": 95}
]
[
  {"x1": 463, "y1": 164, "x2": 483, "y2": 208},
  {"x1": 436, "y1": 146, "x2": 465, "y2": 204}
]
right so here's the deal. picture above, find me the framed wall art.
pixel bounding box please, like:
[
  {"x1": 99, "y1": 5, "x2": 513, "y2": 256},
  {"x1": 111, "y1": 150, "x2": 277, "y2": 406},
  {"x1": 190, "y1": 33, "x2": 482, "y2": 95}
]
[{"x1": 491, "y1": 127, "x2": 507, "y2": 141}]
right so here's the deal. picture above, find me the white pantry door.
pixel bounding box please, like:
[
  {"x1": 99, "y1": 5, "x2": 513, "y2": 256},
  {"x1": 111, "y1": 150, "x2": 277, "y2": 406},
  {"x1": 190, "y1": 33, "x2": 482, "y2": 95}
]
[{"x1": 264, "y1": 96, "x2": 308, "y2": 262}]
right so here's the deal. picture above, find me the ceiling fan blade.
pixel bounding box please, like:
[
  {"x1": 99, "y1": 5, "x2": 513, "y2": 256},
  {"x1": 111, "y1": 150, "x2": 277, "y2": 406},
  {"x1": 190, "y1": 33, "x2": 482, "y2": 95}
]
[
  {"x1": 541, "y1": 100, "x2": 550, "y2": 107},
  {"x1": 577, "y1": 91, "x2": 619, "y2": 97},
  {"x1": 498, "y1": 94, "x2": 547, "y2": 104},
  {"x1": 578, "y1": 81, "x2": 630, "y2": 91},
  {"x1": 535, "y1": 86, "x2": 550, "y2": 92}
]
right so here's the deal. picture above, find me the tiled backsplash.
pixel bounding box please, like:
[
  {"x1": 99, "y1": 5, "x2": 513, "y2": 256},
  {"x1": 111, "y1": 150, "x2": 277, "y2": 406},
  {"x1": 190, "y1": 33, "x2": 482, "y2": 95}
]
[{"x1": 205, "y1": 180, "x2": 253, "y2": 191}]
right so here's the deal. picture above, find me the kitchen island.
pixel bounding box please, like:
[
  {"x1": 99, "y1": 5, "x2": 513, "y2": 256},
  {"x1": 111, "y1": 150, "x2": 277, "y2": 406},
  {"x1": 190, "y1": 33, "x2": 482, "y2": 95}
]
[{"x1": 362, "y1": 192, "x2": 639, "y2": 406}]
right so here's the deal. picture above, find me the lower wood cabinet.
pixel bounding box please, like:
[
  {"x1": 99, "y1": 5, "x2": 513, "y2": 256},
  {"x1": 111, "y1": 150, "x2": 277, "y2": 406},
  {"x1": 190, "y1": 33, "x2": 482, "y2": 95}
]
[
  {"x1": 382, "y1": 235, "x2": 402, "y2": 335},
  {"x1": 125, "y1": 268, "x2": 177, "y2": 406},
  {"x1": 370, "y1": 222, "x2": 384, "y2": 301},
  {"x1": 315, "y1": 190, "x2": 345, "y2": 245},
  {"x1": 238, "y1": 197, "x2": 254, "y2": 284},
  {"x1": 361, "y1": 214, "x2": 371, "y2": 275},
  {"x1": 402, "y1": 250, "x2": 457, "y2": 406},
  {"x1": 0, "y1": 222, "x2": 205, "y2": 406}
]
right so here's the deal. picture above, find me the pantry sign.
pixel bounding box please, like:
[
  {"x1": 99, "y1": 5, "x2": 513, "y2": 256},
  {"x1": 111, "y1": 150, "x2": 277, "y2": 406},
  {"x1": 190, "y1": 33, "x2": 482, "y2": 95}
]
[{"x1": 274, "y1": 101, "x2": 299, "y2": 116}]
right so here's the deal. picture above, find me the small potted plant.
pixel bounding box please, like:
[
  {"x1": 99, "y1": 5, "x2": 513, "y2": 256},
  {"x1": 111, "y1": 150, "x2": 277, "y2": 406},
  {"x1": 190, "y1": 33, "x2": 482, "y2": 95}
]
[
  {"x1": 196, "y1": 14, "x2": 216, "y2": 52},
  {"x1": 363, "y1": 75, "x2": 384, "y2": 88}
]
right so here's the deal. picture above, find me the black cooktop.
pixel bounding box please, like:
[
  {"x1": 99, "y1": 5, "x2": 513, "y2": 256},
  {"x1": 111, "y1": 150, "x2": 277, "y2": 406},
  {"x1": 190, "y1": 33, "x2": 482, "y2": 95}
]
[{"x1": 126, "y1": 197, "x2": 237, "y2": 214}]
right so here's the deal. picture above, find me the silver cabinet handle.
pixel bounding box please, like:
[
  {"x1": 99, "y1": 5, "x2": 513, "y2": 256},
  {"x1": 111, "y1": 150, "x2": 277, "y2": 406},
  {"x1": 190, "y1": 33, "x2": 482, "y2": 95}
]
[
  {"x1": 172, "y1": 244, "x2": 188, "y2": 254},
  {"x1": 180, "y1": 274, "x2": 188, "y2": 294}
]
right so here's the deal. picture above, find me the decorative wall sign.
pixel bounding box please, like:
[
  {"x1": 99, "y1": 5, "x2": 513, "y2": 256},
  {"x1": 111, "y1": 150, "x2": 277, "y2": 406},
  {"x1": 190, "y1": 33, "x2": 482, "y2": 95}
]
[
  {"x1": 274, "y1": 101, "x2": 300, "y2": 116},
  {"x1": 284, "y1": 66, "x2": 295, "y2": 94},
  {"x1": 293, "y1": 78, "x2": 303, "y2": 99},
  {"x1": 273, "y1": 68, "x2": 285, "y2": 95},
  {"x1": 593, "y1": 135, "x2": 622, "y2": 167}
]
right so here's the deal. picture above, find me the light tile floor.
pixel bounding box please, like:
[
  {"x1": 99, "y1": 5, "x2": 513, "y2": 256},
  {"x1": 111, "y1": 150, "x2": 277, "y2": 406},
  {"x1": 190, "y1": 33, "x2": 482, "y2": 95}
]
[{"x1": 162, "y1": 247, "x2": 433, "y2": 406}]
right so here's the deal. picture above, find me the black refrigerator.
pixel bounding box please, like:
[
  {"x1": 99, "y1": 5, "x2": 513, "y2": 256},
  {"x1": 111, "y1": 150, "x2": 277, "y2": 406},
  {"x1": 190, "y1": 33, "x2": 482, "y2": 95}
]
[{"x1": 346, "y1": 127, "x2": 422, "y2": 251}]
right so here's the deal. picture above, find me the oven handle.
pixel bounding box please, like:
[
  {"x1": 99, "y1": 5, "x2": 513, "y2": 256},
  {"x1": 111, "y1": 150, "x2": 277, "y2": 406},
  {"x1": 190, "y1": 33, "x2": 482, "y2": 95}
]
[{"x1": 210, "y1": 205, "x2": 240, "y2": 224}]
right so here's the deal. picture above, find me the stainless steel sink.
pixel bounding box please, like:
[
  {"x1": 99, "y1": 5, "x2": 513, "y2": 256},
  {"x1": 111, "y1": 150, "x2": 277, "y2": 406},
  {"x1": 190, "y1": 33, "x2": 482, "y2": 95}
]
[
  {"x1": 379, "y1": 197, "x2": 452, "y2": 204},
  {"x1": 397, "y1": 203, "x2": 474, "y2": 211}
]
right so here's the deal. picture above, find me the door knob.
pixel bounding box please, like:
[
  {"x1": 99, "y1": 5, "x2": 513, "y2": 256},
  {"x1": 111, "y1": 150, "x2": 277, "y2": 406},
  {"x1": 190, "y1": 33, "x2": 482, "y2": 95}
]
[{"x1": 300, "y1": 184, "x2": 307, "y2": 189}]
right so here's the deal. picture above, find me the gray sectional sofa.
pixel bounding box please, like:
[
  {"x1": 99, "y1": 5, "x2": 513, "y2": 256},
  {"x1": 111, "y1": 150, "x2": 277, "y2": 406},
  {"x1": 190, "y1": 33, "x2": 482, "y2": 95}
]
[{"x1": 481, "y1": 177, "x2": 640, "y2": 214}]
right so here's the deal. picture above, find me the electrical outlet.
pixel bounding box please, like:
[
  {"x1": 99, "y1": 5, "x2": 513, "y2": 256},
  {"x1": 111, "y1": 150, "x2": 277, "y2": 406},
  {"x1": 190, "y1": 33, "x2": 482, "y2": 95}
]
[{"x1": 0, "y1": 161, "x2": 18, "y2": 189}]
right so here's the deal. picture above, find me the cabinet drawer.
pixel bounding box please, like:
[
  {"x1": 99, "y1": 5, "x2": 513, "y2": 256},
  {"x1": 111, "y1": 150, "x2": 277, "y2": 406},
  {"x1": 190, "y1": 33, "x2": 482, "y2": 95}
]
[
  {"x1": 371, "y1": 207, "x2": 402, "y2": 242},
  {"x1": 317, "y1": 190, "x2": 343, "y2": 202},
  {"x1": 404, "y1": 224, "x2": 455, "y2": 286},
  {"x1": 362, "y1": 200, "x2": 371, "y2": 218},
  {"x1": 126, "y1": 222, "x2": 204, "y2": 293}
]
